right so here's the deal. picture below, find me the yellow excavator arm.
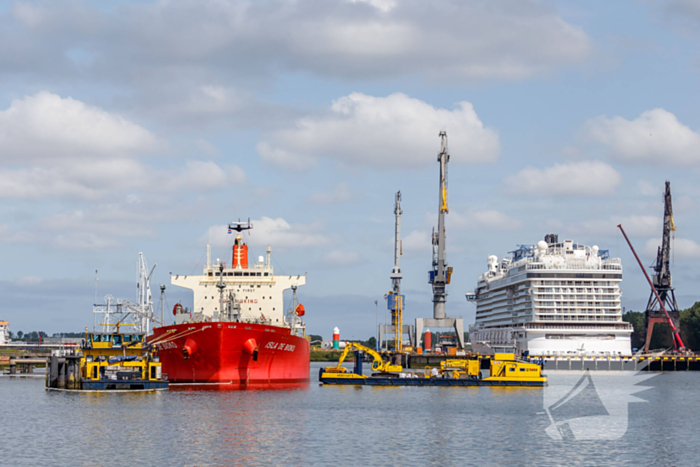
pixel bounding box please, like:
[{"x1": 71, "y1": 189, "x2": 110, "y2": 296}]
[{"x1": 327, "y1": 342, "x2": 402, "y2": 373}]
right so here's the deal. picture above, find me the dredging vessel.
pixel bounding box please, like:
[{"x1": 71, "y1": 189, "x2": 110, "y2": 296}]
[
  {"x1": 46, "y1": 325, "x2": 167, "y2": 391},
  {"x1": 149, "y1": 220, "x2": 310, "y2": 386},
  {"x1": 319, "y1": 342, "x2": 546, "y2": 387}
]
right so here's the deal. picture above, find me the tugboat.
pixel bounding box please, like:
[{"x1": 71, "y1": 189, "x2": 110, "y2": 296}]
[{"x1": 46, "y1": 324, "x2": 168, "y2": 391}]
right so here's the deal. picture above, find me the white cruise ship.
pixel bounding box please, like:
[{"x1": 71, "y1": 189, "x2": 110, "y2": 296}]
[{"x1": 467, "y1": 234, "x2": 633, "y2": 357}]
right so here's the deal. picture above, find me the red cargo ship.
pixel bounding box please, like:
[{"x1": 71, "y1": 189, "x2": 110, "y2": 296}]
[{"x1": 150, "y1": 220, "x2": 310, "y2": 386}]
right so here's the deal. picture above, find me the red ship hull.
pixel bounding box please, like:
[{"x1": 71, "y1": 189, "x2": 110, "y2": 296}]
[{"x1": 150, "y1": 322, "x2": 310, "y2": 387}]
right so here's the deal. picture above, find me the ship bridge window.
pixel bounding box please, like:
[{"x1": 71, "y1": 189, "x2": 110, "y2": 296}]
[
  {"x1": 111, "y1": 335, "x2": 122, "y2": 346},
  {"x1": 234, "y1": 272, "x2": 242, "y2": 277},
  {"x1": 227, "y1": 273, "x2": 233, "y2": 276},
  {"x1": 215, "y1": 272, "x2": 220, "y2": 277},
  {"x1": 123, "y1": 334, "x2": 133, "y2": 343},
  {"x1": 264, "y1": 273, "x2": 269, "y2": 277},
  {"x1": 243, "y1": 272, "x2": 249, "y2": 276},
  {"x1": 208, "y1": 272, "x2": 213, "y2": 277}
]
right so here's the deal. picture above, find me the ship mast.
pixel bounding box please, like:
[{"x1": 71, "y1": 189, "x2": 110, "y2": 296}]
[{"x1": 217, "y1": 263, "x2": 226, "y2": 321}]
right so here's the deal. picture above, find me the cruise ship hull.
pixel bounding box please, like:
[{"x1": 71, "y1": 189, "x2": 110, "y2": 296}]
[{"x1": 151, "y1": 322, "x2": 310, "y2": 386}]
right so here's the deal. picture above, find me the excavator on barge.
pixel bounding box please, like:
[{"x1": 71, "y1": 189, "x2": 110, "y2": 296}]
[{"x1": 319, "y1": 343, "x2": 546, "y2": 387}]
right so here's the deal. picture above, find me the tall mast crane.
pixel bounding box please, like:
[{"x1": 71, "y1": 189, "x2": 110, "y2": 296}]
[
  {"x1": 414, "y1": 132, "x2": 464, "y2": 350},
  {"x1": 430, "y1": 131, "x2": 453, "y2": 320},
  {"x1": 388, "y1": 191, "x2": 404, "y2": 351},
  {"x1": 642, "y1": 181, "x2": 683, "y2": 351}
]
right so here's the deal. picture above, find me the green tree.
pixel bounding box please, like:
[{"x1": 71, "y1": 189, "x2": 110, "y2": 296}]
[
  {"x1": 680, "y1": 301, "x2": 700, "y2": 351},
  {"x1": 624, "y1": 305, "x2": 700, "y2": 351},
  {"x1": 17, "y1": 331, "x2": 23, "y2": 339},
  {"x1": 360, "y1": 336, "x2": 377, "y2": 349},
  {"x1": 623, "y1": 311, "x2": 645, "y2": 349},
  {"x1": 307, "y1": 334, "x2": 323, "y2": 344}
]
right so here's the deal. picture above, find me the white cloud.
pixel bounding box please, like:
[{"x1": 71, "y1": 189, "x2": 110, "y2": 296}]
[
  {"x1": 15, "y1": 276, "x2": 43, "y2": 286},
  {"x1": 637, "y1": 180, "x2": 659, "y2": 196},
  {"x1": 0, "y1": 224, "x2": 34, "y2": 243},
  {"x1": 196, "y1": 139, "x2": 221, "y2": 157},
  {"x1": 401, "y1": 230, "x2": 431, "y2": 252},
  {"x1": 645, "y1": 237, "x2": 700, "y2": 260},
  {"x1": 163, "y1": 161, "x2": 246, "y2": 191},
  {"x1": 257, "y1": 142, "x2": 317, "y2": 172},
  {"x1": 348, "y1": 0, "x2": 397, "y2": 13},
  {"x1": 5, "y1": 1, "x2": 591, "y2": 83},
  {"x1": 572, "y1": 215, "x2": 660, "y2": 238},
  {"x1": 0, "y1": 92, "x2": 159, "y2": 161},
  {"x1": 0, "y1": 158, "x2": 245, "y2": 200},
  {"x1": 504, "y1": 161, "x2": 621, "y2": 196},
  {"x1": 0, "y1": 91, "x2": 245, "y2": 200},
  {"x1": 583, "y1": 109, "x2": 700, "y2": 165},
  {"x1": 451, "y1": 209, "x2": 523, "y2": 231},
  {"x1": 204, "y1": 217, "x2": 332, "y2": 249},
  {"x1": 258, "y1": 93, "x2": 499, "y2": 171},
  {"x1": 308, "y1": 182, "x2": 352, "y2": 204},
  {"x1": 322, "y1": 250, "x2": 361, "y2": 266},
  {"x1": 11, "y1": 198, "x2": 205, "y2": 249}
]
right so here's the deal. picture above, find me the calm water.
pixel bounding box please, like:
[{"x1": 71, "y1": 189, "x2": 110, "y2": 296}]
[{"x1": 2, "y1": 363, "x2": 699, "y2": 466}]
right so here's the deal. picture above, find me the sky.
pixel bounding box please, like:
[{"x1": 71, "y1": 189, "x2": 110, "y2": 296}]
[{"x1": 2, "y1": 0, "x2": 700, "y2": 341}]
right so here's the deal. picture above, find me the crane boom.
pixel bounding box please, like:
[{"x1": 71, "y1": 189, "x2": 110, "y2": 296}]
[
  {"x1": 618, "y1": 224, "x2": 685, "y2": 350},
  {"x1": 327, "y1": 342, "x2": 403, "y2": 373}
]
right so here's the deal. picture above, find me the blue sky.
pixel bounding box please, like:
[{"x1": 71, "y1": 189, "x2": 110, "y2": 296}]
[{"x1": 2, "y1": 0, "x2": 700, "y2": 340}]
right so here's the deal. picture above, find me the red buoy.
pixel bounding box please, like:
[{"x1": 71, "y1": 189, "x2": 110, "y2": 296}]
[
  {"x1": 173, "y1": 303, "x2": 184, "y2": 316},
  {"x1": 295, "y1": 304, "x2": 305, "y2": 317}
]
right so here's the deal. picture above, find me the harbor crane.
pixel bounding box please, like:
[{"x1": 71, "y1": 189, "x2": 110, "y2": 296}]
[
  {"x1": 617, "y1": 181, "x2": 685, "y2": 351},
  {"x1": 379, "y1": 191, "x2": 413, "y2": 351},
  {"x1": 415, "y1": 132, "x2": 465, "y2": 350}
]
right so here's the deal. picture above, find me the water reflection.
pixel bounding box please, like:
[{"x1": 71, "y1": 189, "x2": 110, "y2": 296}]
[{"x1": 0, "y1": 366, "x2": 696, "y2": 466}]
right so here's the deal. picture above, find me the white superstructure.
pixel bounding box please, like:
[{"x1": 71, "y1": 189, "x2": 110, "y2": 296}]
[
  {"x1": 468, "y1": 234, "x2": 633, "y2": 357},
  {"x1": 171, "y1": 229, "x2": 305, "y2": 328},
  {"x1": 0, "y1": 321, "x2": 9, "y2": 345}
]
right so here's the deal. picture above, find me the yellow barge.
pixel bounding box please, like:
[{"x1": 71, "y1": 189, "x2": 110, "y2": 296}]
[{"x1": 320, "y1": 344, "x2": 546, "y2": 387}]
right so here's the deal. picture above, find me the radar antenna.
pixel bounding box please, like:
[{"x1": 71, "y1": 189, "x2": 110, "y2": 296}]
[{"x1": 228, "y1": 218, "x2": 253, "y2": 233}]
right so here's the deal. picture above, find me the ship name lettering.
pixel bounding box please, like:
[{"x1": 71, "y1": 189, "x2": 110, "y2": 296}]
[
  {"x1": 157, "y1": 342, "x2": 177, "y2": 350},
  {"x1": 263, "y1": 342, "x2": 294, "y2": 351}
]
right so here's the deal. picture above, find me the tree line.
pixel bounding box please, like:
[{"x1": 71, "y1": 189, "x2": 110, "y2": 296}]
[
  {"x1": 623, "y1": 301, "x2": 700, "y2": 351},
  {"x1": 9, "y1": 331, "x2": 85, "y2": 341}
]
